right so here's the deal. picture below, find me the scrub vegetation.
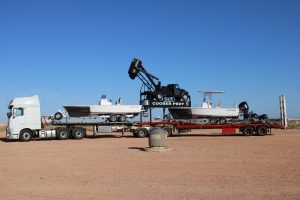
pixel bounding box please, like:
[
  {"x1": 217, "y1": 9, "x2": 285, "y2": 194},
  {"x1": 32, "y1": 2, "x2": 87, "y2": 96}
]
[
  {"x1": 0, "y1": 125, "x2": 6, "y2": 133},
  {"x1": 288, "y1": 120, "x2": 300, "y2": 129}
]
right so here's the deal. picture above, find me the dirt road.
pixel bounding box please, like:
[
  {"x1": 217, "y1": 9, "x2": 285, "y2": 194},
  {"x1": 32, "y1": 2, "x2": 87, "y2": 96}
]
[{"x1": 0, "y1": 129, "x2": 299, "y2": 200}]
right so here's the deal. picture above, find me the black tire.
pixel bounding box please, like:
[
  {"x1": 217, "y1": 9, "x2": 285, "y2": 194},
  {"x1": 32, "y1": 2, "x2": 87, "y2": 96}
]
[
  {"x1": 118, "y1": 115, "x2": 127, "y2": 122},
  {"x1": 210, "y1": 118, "x2": 218, "y2": 124},
  {"x1": 54, "y1": 112, "x2": 63, "y2": 120},
  {"x1": 109, "y1": 115, "x2": 118, "y2": 122},
  {"x1": 219, "y1": 118, "x2": 227, "y2": 124},
  {"x1": 71, "y1": 128, "x2": 86, "y2": 139},
  {"x1": 156, "y1": 93, "x2": 163, "y2": 101},
  {"x1": 19, "y1": 129, "x2": 33, "y2": 142},
  {"x1": 255, "y1": 126, "x2": 268, "y2": 136},
  {"x1": 134, "y1": 128, "x2": 148, "y2": 138},
  {"x1": 56, "y1": 128, "x2": 70, "y2": 140},
  {"x1": 259, "y1": 118, "x2": 267, "y2": 124},
  {"x1": 241, "y1": 126, "x2": 254, "y2": 136},
  {"x1": 163, "y1": 127, "x2": 173, "y2": 137},
  {"x1": 181, "y1": 92, "x2": 189, "y2": 102}
]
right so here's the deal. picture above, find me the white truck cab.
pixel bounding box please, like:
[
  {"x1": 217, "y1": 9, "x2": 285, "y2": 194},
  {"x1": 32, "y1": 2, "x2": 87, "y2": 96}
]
[{"x1": 6, "y1": 95, "x2": 42, "y2": 140}]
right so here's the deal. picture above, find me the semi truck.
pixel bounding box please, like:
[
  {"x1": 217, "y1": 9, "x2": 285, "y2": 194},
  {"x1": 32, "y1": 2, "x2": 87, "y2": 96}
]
[
  {"x1": 6, "y1": 95, "x2": 133, "y2": 141},
  {"x1": 6, "y1": 95, "x2": 283, "y2": 142}
]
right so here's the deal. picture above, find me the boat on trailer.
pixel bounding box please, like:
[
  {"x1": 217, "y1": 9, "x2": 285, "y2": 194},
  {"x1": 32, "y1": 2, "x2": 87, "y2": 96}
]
[
  {"x1": 61, "y1": 95, "x2": 143, "y2": 122},
  {"x1": 168, "y1": 91, "x2": 240, "y2": 123}
]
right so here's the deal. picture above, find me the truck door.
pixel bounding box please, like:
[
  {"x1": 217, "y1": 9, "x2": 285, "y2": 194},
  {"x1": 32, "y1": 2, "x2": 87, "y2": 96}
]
[{"x1": 10, "y1": 107, "x2": 25, "y2": 136}]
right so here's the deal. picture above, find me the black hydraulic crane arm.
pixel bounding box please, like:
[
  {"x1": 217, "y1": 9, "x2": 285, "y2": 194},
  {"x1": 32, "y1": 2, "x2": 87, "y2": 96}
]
[{"x1": 128, "y1": 58, "x2": 161, "y2": 92}]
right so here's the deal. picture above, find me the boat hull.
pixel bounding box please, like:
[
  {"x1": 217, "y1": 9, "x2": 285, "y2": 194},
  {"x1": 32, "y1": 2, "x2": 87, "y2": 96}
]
[
  {"x1": 64, "y1": 105, "x2": 143, "y2": 117},
  {"x1": 168, "y1": 107, "x2": 240, "y2": 119}
]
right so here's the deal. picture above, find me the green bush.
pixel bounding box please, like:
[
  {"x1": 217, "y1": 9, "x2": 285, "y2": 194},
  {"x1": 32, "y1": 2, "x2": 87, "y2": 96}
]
[{"x1": 288, "y1": 120, "x2": 300, "y2": 129}]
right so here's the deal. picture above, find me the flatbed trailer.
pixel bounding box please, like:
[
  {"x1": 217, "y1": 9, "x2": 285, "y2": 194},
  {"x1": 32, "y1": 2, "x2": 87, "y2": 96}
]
[
  {"x1": 130, "y1": 121, "x2": 284, "y2": 138},
  {"x1": 6, "y1": 95, "x2": 284, "y2": 141}
]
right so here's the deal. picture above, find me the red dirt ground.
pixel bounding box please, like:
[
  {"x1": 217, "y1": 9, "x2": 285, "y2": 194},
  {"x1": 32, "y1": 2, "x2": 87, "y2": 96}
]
[{"x1": 0, "y1": 129, "x2": 299, "y2": 200}]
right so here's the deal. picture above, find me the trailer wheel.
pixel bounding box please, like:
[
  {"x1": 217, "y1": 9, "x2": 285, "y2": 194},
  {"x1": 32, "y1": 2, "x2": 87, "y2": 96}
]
[
  {"x1": 241, "y1": 126, "x2": 254, "y2": 136},
  {"x1": 109, "y1": 115, "x2": 118, "y2": 122},
  {"x1": 20, "y1": 129, "x2": 33, "y2": 142},
  {"x1": 219, "y1": 118, "x2": 227, "y2": 124},
  {"x1": 56, "y1": 128, "x2": 70, "y2": 140},
  {"x1": 134, "y1": 128, "x2": 148, "y2": 138},
  {"x1": 255, "y1": 126, "x2": 268, "y2": 136},
  {"x1": 118, "y1": 115, "x2": 127, "y2": 122},
  {"x1": 54, "y1": 112, "x2": 63, "y2": 120},
  {"x1": 210, "y1": 118, "x2": 218, "y2": 124},
  {"x1": 72, "y1": 128, "x2": 86, "y2": 139},
  {"x1": 163, "y1": 127, "x2": 173, "y2": 137}
]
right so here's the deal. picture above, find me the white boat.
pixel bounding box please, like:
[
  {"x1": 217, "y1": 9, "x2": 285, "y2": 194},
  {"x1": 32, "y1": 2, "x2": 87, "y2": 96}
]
[
  {"x1": 63, "y1": 95, "x2": 143, "y2": 120},
  {"x1": 168, "y1": 91, "x2": 240, "y2": 120}
]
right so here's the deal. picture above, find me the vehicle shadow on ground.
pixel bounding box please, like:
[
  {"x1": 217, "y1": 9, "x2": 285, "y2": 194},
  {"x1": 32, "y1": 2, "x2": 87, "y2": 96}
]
[
  {"x1": 128, "y1": 147, "x2": 145, "y2": 151},
  {"x1": 170, "y1": 134, "x2": 271, "y2": 137},
  {"x1": 171, "y1": 134, "x2": 244, "y2": 137},
  {"x1": 85, "y1": 134, "x2": 135, "y2": 139},
  {"x1": 0, "y1": 134, "x2": 272, "y2": 143},
  {"x1": 0, "y1": 138, "x2": 14, "y2": 143}
]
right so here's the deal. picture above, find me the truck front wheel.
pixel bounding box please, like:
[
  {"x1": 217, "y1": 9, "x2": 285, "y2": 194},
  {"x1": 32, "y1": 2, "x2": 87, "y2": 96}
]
[{"x1": 20, "y1": 129, "x2": 33, "y2": 142}]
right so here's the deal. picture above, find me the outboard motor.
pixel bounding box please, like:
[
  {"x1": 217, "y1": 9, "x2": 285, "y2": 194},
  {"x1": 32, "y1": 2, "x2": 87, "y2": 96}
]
[
  {"x1": 238, "y1": 101, "x2": 249, "y2": 119},
  {"x1": 238, "y1": 101, "x2": 268, "y2": 123}
]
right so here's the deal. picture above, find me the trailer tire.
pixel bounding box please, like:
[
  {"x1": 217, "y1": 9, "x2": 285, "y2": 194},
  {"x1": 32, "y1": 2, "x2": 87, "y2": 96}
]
[
  {"x1": 163, "y1": 127, "x2": 173, "y2": 137},
  {"x1": 134, "y1": 128, "x2": 148, "y2": 138},
  {"x1": 241, "y1": 126, "x2": 254, "y2": 136},
  {"x1": 109, "y1": 115, "x2": 118, "y2": 122},
  {"x1": 118, "y1": 115, "x2": 127, "y2": 122},
  {"x1": 54, "y1": 112, "x2": 63, "y2": 120},
  {"x1": 210, "y1": 118, "x2": 218, "y2": 124},
  {"x1": 255, "y1": 126, "x2": 268, "y2": 136},
  {"x1": 20, "y1": 129, "x2": 33, "y2": 142},
  {"x1": 56, "y1": 128, "x2": 70, "y2": 140},
  {"x1": 219, "y1": 118, "x2": 227, "y2": 124},
  {"x1": 72, "y1": 128, "x2": 86, "y2": 139}
]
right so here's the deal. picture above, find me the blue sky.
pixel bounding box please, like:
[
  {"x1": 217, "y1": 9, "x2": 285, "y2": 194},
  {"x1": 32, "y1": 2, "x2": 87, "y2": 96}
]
[{"x1": 0, "y1": 0, "x2": 299, "y2": 122}]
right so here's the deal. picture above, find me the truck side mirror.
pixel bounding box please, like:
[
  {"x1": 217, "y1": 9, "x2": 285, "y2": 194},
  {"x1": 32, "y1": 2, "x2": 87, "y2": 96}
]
[{"x1": 7, "y1": 112, "x2": 12, "y2": 118}]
